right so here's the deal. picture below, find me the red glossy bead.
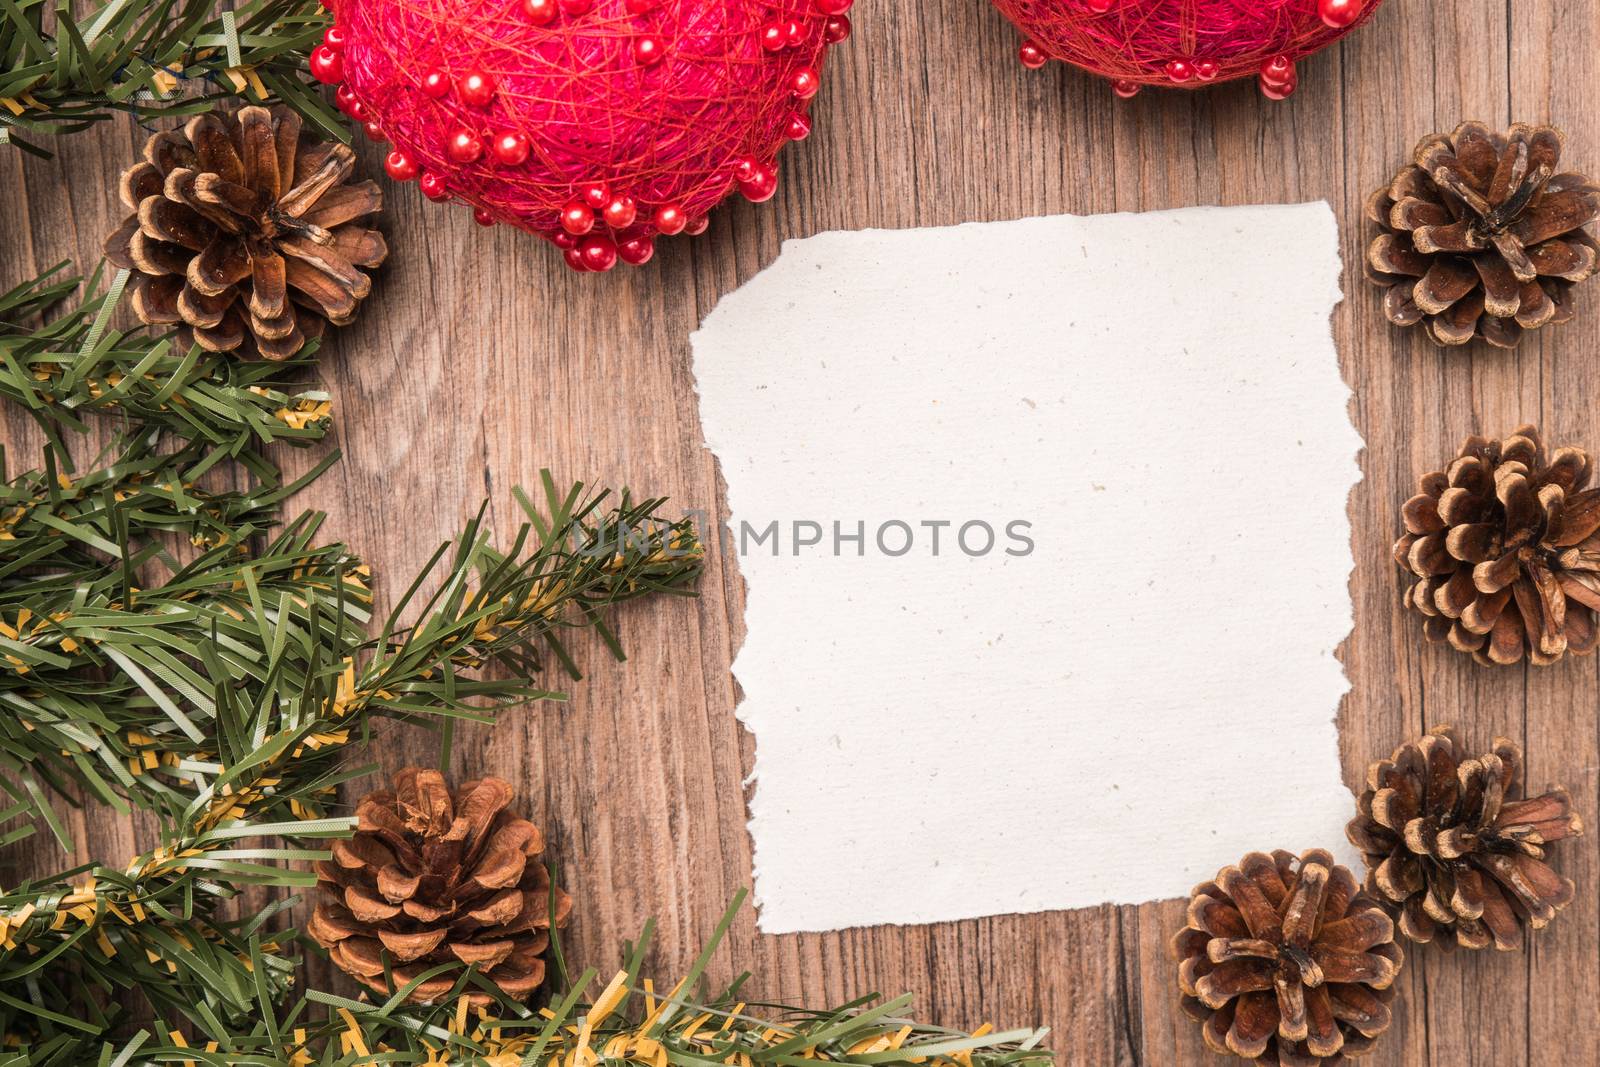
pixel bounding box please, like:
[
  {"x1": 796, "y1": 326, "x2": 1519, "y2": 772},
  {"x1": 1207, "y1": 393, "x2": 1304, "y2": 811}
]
[
  {"x1": 1018, "y1": 41, "x2": 1048, "y2": 70},
  {"x1": 1084, "y1": 0, "x2": 1115, "y2": 11},
  {"x1": 654, "y1": 203, "x2": 687, "y2": 235},
  {"x1": 824, "y1": 15, "x2": 850, "y2": 42},
  {"x1": 786, "y1": 111, "x2": 812, "y2": 140},
  {"x1": 552, "y1": 231, "x2": 579, "y2": 250},
  {"x1": 492, "y1": 130, "x2": 531, "y2": 165},
  {"x1": 685, "y1": 215, "x2": 709, "y2": 236},
  {"x1": 814, "y1": 0, "x2": 851, "y2": 13},
  {"x1": 422, "y1": 69, "x2": 451, "y2": 98},
  {"x1": 335, "y1": 84, "x2": 361, "y2": 115},
  {"x1": 1260, "y1": 72, "x2": 1298, "y2": 100},
  {"x1": 1194, "y1": 59, "x2": 1219, "y2": 81},
  {"x1": 791, "y1": 67, "x2": 820, "y2": 99},
  {"x1": 581, "y1": 182, "x2": 611, "y2": 209},
  {"x1": 323, "y1": 25, "x2": 347, "y2": 51},
  {"x1": 761, "y1": 23, "x2": 788, "y2": 51},
  {"x1": 308, "y1": 45, "x2": 343, "y2": 84},
  {"x1": 738, "y1": 161, "x2": 778, "y2": 203},
  {"x1": 420, "y1": 172, "x2": 451, "y2": 201},
  {"x1": 1165, "y1": 58, "x2": 1194, "y2": 83},
  {"x1": 1318, "y1": 0, "x2": 1364, "y2": 29},
  {"x1": 784, "y1": 19, "x2": 807, "y2": 46},
  {"x1": 384, "y1": 150, "x2": 419, "y2": 181},
  {"x1": 564, "y1": 246, "x2": 590, "y2": 271},
  {"x1": 523, "y1": 0, "x2": 557, "y2": 23},
  {"x1": 474, "y1": 207, "x2": 496, "y2": 227},
  {"x1": 1111, "y1": 79, "x2": 1141, "y2": 98},
  {"x1": 634, "y1": 35, "x2": 664, "y2": 64},
  {"x1": 363, "y1": 120, "x2": 386, "y2": 142},
  {"x1": 446, "y1": 128, "x2": 483, "y2": 163},
  {"x1": 618, "y1": 234, "x2": 655, "y2": 266},
  {"x1": 560, "y1": 0, "x2": 594, "y2": 12},
  {"x1": 626, "y1": 0, "x2": 658, "y2": 11},
  {"x1": 562, "y1": 201, "x2": 596, "y2": 235},
  {"x1": 580, "y1": 235, "x2": 618, "y2": 271},
  {"x1": 460, "y1": 71, "x2": 496, "y2": 107},
  {"x1": 603, "y1": 196, "x2": 638, "y2": 229},
  {"x1": 1260, "y1": 54, "x2": 1295, "y2": 86}
]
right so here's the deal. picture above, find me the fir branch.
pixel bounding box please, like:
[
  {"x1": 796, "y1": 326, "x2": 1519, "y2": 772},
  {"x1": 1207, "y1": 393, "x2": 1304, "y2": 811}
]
[
  {"x1": 0, "y1": 0, "x2": 339, "y2": 156},
  {"x1": 0, "y1": 861, "x2": 303, "y2": 1061},
  {"x1": 1, "y1": 428, "x2": 703, "y2": 847},
  {"x1": 1, "y1": 892, "x2": 1052, "y2": 1066},
  {"x1": 0, "y1": 263, "x2": 332, "y2": 453},
  {"x1": 0, "y1": 458, "x2": 703, "y2": 1057}
]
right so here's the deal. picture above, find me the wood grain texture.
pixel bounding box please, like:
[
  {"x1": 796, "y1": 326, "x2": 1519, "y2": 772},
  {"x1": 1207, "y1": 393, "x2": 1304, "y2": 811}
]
[{"x1": 3, "y1": 1, "x2": 1598, "y2": 1062}]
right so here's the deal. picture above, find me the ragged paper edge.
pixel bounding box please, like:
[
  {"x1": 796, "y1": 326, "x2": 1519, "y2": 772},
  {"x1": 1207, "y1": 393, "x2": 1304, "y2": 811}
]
[{"x1": 691, "y1": 202, "x2": 1367, "y2": 933}]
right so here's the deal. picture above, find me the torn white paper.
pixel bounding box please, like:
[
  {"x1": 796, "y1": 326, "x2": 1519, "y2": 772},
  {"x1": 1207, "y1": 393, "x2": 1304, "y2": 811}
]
[{"x1": 691, "y1": 202, "x2": 1363, "y2": 934}]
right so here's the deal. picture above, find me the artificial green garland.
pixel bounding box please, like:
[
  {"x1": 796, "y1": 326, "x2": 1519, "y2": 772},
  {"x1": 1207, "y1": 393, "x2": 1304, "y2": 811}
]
[
  {"x1": 0, "y1": 0, "x2": 340, "y2": 156},
  {"x1": 2, "y1": 262, "x2": 708, "y2": 1062},
  {"x1": 0, "y1": 14, "x2": 1056, "y2": 1064}
]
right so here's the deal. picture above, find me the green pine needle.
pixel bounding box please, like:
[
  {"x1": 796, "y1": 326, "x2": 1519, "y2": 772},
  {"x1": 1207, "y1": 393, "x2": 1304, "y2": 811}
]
[{"x1": 0, "y1": 0, "x2": 338, "y2": 156}]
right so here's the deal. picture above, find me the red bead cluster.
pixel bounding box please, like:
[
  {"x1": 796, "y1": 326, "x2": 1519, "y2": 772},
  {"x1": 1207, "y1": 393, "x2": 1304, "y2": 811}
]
[
  {"x1": 1001, "y1": 0, "x2": 1381, "y2": 99},
  {"x1": 313, "y1": 0, "x2": 849, "y2": 272}
]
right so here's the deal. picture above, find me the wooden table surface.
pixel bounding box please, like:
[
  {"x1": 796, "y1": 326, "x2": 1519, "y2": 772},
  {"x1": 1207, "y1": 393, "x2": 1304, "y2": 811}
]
[{"x1": 4, "y1": 0, "x2": 1598, "y2": 1063}]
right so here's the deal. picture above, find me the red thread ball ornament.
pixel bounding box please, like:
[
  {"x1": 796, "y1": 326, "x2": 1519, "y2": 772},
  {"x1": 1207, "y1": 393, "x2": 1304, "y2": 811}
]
[
  {"x1": 318, "y1": 0, "x2": 849, "y2": 272},
  {"x1": 991, "y1": 0, "x2": 1385, "y2": 98}
]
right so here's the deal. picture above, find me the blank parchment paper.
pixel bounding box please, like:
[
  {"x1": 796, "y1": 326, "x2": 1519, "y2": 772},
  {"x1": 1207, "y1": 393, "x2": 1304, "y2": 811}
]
[{"x1": 690, "y1": 202, "x2": 1364, "y2": 934}]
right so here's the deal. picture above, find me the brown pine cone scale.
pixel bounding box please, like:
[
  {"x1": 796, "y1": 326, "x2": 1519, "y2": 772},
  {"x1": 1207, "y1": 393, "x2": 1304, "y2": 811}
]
[
  {"x1": 1365, "y1": 122, "x2": 1599, "y2": 348},
  {"x1": 1347, "y1": 727, "x2": 1583, "y2": 951},
  {"x1": 1173, "y1": 849, "x2": 1402, "y2": 1066},
  {"x1": 1393, "y1": 425, "x2": 1600, "y2": 665},
  {"x1": 308, "y1": 768, "x2": 570, "y2": 1005},
  {"x1": 104, "y1": 105, "x2": 386, "y2": 361}
]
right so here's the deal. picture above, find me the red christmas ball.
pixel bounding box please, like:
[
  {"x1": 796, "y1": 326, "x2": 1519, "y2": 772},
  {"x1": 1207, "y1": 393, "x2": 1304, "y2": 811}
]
[
  {"x1": 419, "y1": 172, "x2": 451, "y2": 200},
  {"x1": 459, "y1": 70, "x2": 497, "y2": 107},
  {"x1": 988, "y1": 0, "x2": 1384, "y2": 97},
  {"x1": 1318, "y1": 0, "x2": 1365, "y2": 28},
  {"x1": 602, "y1": 196, "x2": 638, "y2": 229},
  {"x1": 654, "y1": 203, "x2": 688, "y2": 234},
  {"x1": 322, "y1": 0, "x2": 846, "y2": 271},
  {"x1": 446, "y1": 127, "x2": 483, "y2": 163},
  {"x1": 308, "y1": 44, "x2": 344, "y2": 84},
  {"x1": 561, "y1": 201, "x2": 597, "y2": 235},
  {"x1": 385, "y1": 149, "x2": 419, "y2": 181},
  {"x1": 579, "y1": 234, "x2": 619, "y2": 271},
  {"x1": 737, "y1": 160, "x2": 779, "y2": 202},
  {"x1": 618, "y1": 234, "x2": 656, "y2": 265},
  {"x1": 492, "y1": 130, "x2": 532, "y2": 165},
  {"x1": 523, "y1": 0, "x2": 557, "y2": 23}
]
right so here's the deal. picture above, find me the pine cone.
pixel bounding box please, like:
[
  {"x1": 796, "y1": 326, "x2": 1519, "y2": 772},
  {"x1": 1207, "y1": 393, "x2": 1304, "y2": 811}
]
[
  {"x1": 1346, "y1": 727, "x2": 1583, "y2": 951},
  {"x1": 308, "y1": 768, "x2": 571, "y2": 1005},
  {"x1": 1172, "y1": 849, "x2": 1402, "y2": 1066},
  {"x1": 1393, "y1": 425, "x2": 1600, "y2": 665},
  {"x1": 1364, "y1": 121, "x2": 1599, "y2": 348},
  {"x1": 103, "y1": 105, "x2": 386, "y2": 361}
]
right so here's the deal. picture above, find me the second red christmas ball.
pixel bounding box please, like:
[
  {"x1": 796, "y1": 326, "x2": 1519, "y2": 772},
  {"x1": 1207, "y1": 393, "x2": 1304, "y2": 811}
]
[{"x1": 993, "y1": 0, "x2": 1385, "y2": 98}]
